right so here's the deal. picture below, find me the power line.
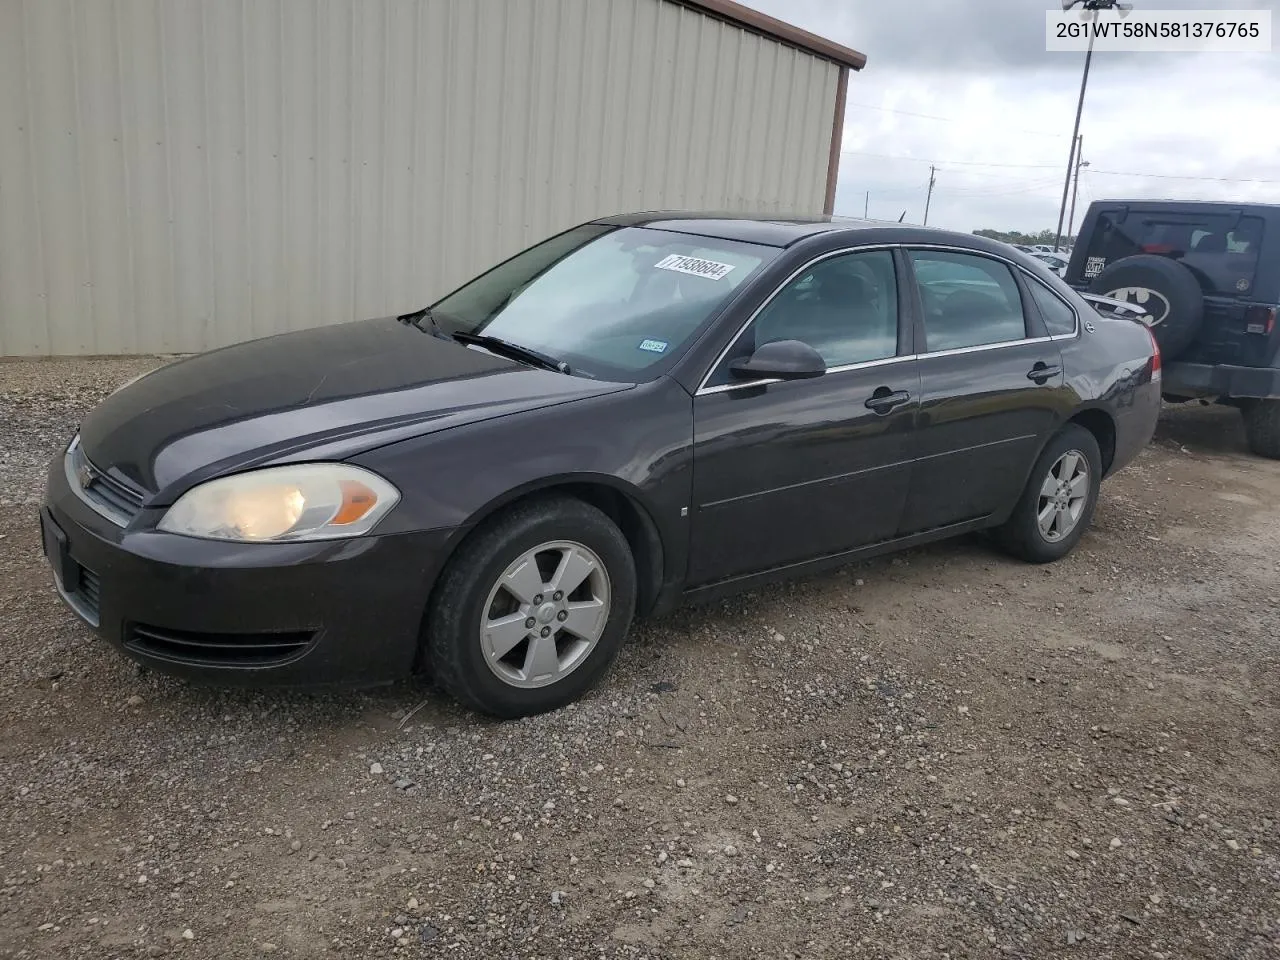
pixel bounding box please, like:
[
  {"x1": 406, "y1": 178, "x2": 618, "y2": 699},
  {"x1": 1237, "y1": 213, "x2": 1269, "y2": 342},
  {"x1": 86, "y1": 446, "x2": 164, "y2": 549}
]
[
  {"x1": 849, "y1": 179, "x2": 1057, "y2": 200},
  {"x1": 1080, "y1": 172, "x2": 1097, "y2": 205},
  {"x1": 841, "y1": 148, "x2": 1280, "y2": 184},
  {"x1": 846, "y1": 101, "x2": 958, "y2": 123},
  {"x1": 841, "y1": 149, "x2": 1060, "y2": 170},
  {"x1": 943, "y1": 178, "x2": 1065, "y2": 199},
  {"x1": 844, "y1": 101, "x2": 1068, "y2": 139},
  {"x1": 924, "y1": 166, "x2": 1070, "y2": 182},
  {"x1": 852, "y1": 171, "x2": 1070, "y2": 198}
]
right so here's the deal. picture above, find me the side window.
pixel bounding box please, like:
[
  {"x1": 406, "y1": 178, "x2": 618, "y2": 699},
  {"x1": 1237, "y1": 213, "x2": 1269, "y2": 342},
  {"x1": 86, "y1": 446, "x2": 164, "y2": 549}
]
[
  {"x1": 909, "y1": 250, "x2": 1028, "y2": 352},
  {"x1": 1027, "y1": 280, "x2": 1077, "y2": 336},
  {"x1": 741, "y1": 250, "x2": 899, "y2": 371}
]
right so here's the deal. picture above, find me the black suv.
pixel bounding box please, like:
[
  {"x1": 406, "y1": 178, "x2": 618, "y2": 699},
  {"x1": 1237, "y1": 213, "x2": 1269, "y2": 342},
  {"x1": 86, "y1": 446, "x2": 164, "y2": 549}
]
[{"x1": 1065, "y1": 200, "x2": 1280, "y2": 458}]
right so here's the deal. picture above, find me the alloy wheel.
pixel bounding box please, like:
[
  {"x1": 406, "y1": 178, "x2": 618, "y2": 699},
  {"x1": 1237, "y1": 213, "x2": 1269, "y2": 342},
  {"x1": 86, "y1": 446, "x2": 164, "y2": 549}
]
[
  {"x1": 479, "y1": 540, "x2": 611, "y2": 689},
  {"x1": 1036, "y1": 450, "x2": 1090, "y2": 543}
]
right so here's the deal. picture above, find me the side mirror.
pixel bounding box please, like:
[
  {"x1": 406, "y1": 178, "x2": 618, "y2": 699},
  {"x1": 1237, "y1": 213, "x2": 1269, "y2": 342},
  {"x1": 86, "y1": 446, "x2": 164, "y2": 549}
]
[{"x1": 729, "y1": 339, "x2": 826, "y2": 381}]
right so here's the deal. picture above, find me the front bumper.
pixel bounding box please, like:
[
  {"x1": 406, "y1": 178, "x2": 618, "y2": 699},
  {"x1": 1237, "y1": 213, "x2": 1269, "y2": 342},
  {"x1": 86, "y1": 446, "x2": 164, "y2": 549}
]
[
  {"x1": 41, "y1": 456, "x2": 455, "y2": 687},
  {"x1": 1161, "y1": 361, "x2": 1280, "y2": 400}
]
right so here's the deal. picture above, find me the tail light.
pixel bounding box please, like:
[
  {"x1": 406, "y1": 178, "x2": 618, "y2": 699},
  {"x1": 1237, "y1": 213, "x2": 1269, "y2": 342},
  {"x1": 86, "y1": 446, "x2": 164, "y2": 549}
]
[
  {"x1": 1147, "y1": 327, "x2": 1161, "y2": 381},
  {"x1": 1244, "y1": 305, "x2": 1277, "y2": 335}
]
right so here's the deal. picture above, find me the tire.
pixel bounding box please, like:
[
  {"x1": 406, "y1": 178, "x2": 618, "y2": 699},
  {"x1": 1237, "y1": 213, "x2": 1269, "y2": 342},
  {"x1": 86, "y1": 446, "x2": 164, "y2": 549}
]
[
  {"x1": 997, "y1": 424, "x2": 1103, "y2": 564},
  {"x1": 1089, "y1": 254, "x2": 1204, "y2": 360},
  {"x1": 425, "y1": 496, "x2": 636, "y2": 718},
  {"x1": 1242, "y1": 399, "x2": 1280, "y2": 459}
]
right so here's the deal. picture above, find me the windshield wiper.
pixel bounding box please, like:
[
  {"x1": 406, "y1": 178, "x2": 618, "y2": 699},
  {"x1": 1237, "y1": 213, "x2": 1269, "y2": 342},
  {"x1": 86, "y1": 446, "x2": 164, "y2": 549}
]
[
  {"x1": 450, "y1": 331, "x2": 572, "y2": 375},
  {"x1": 397, "y1": 306, "x2": 446, "y2": 337},
  {"x1": 401, "y1": 309, "x2": 572, "y2": 375}
]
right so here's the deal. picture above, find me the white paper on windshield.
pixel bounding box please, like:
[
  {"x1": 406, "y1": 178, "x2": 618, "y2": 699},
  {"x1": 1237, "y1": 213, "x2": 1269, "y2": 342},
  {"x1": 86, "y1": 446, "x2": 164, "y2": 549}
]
[{"x1": 654, "y1": 254, "x2": 736, "y2": 281}]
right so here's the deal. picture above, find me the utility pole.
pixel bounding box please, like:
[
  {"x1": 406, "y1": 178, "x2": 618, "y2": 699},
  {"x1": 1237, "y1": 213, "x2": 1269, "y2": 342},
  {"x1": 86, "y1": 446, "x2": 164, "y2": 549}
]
[
  {"x1": 1057, "y1": 0, "x2": 1134, "y2": 250},
  {"x1": 1056, "y1": 6, "x2": 1098, "y2": 251},
  {"x1": 864, "y1": 191, "x2": 869, "y2": 219},
  {"x1": 1054, "y1": 35, "x2": 1091, "y2": 252},
  {"x1": 1066, "y1": 134, "x2": 1088, "y2": 246},
  {"x1": 923, "y1": 165, "x2": 936, "y2": 226}
]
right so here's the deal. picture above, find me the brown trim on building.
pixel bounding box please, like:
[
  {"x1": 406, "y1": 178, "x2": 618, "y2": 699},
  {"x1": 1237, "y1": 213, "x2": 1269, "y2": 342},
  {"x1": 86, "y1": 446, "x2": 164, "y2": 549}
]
[
  {"x1": 823, "y1": 67, "x2": 849, "y2": 215},
  {"x1": 677, "y1": 0, "x2": 868, "y2": 70}
]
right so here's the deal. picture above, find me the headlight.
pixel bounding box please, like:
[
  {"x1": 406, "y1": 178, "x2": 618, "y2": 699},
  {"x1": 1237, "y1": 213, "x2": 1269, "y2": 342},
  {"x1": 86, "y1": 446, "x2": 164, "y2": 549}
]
[{"x1": 157, "y1": 464, "x2": 400, "y2": 542}]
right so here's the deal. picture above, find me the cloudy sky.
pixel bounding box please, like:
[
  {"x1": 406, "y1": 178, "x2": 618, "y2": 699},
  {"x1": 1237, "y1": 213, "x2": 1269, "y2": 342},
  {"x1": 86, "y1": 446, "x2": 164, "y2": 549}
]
[{"x1": 743, "y1": 0, "x2": 1280, "y2": 234}]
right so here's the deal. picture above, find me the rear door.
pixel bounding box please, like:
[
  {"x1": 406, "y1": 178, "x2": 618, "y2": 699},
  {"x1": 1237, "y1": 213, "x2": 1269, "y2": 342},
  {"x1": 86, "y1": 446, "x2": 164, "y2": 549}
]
[{"x1": 897, "y1": 247, "x2": 1067, "y2": 535}]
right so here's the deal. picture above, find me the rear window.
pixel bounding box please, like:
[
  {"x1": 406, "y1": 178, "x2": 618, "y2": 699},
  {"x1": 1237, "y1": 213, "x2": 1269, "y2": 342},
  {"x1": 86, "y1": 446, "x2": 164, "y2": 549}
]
[{"x1": 1082, "y1": 211, "x2": 1263, "y2": 296}]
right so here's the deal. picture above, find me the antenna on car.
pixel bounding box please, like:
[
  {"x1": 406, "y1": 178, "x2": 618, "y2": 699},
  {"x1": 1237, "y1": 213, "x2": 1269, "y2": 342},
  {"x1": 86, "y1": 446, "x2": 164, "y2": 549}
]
[{"x1": 898, "y1": 211, "x2": 907, "y2": 223}]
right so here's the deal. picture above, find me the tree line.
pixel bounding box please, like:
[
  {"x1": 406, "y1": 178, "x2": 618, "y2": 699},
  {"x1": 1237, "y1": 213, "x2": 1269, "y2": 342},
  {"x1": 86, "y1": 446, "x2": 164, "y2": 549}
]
[{"x1": 973, "y1": 228, "x2": 1077, "y2": 247}]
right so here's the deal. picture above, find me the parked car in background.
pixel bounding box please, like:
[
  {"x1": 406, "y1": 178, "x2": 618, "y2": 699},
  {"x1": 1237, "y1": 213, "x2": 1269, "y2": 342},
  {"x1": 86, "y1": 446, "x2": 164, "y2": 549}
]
[
  {"x1": 1065, "y1": 200, "x2": 1280, "y2": 458},
  {"x1": 1033, "y1": 252, "x2": 1071, "y2": 277},
  {"x1": 42, "y1": 214, "x2": 1161, "y2": 717}
]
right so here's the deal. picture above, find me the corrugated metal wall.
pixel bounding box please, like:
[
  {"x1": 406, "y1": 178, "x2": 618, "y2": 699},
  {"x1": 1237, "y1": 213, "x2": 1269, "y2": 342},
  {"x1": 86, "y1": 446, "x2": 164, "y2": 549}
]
[{"x1": 0, "y1": 0, "x2": 840, "y2": 356}]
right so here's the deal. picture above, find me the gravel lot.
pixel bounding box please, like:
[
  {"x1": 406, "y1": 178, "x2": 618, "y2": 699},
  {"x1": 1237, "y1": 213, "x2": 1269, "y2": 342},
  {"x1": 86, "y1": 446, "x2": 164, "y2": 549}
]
[{"x1": 2, "y1": 357, "x2": 1278, "y2": 959}]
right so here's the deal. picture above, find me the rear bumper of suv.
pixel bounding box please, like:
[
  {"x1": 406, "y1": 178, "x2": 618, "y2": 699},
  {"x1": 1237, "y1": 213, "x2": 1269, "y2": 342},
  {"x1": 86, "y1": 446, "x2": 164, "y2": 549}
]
[{"x1": 1162, "y1": 362, "x2": 1280, "y2": 401}]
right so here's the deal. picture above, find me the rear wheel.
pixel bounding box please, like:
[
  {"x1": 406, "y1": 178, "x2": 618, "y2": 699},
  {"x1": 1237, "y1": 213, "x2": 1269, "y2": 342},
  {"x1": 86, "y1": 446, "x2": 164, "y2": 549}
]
[
  {"x1": 425, "y1": 497, "x2": 636, "y2": 718},
  {"x1": 1242, "y1": 399, "x2": 1280, "y2": 459},
  {"x1": 998, "y1": 424, "x2": 1102, "y2": 564}
]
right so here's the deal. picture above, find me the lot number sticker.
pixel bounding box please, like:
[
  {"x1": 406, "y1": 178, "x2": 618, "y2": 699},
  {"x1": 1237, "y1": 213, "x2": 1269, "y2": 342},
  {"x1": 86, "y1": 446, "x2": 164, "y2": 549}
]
[
  {"x1": 655, "y1": 254, "x2": 736, "y2": 281},
  {"x1": 638, "y1": 339, "x2": 669, "y2": 354}
]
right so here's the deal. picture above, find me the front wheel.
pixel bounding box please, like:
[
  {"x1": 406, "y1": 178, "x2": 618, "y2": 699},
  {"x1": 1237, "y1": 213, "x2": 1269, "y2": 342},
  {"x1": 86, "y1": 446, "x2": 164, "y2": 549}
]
[
  {"x1": 997, "y1": 424, "x2": 1102, "y2": 564},
  {"x1": 425, "y1": 496, "x2": 637, "y2": 718}
]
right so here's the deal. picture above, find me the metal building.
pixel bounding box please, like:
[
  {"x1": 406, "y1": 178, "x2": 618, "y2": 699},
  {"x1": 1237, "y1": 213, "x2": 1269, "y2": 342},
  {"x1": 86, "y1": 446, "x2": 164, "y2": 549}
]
[{"x1": 0, "y1": 0, "x2": 865, "y2": 356}]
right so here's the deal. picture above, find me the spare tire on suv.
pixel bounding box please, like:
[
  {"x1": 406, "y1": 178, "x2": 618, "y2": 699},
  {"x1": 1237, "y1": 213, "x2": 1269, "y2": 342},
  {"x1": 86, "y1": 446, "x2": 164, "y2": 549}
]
[{"x1": 1089, "y1": 254, "x2": 1204, "y2": 360}]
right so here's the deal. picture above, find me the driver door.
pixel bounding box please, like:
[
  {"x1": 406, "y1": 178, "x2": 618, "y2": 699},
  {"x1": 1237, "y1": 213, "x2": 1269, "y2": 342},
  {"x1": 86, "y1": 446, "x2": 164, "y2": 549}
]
[{"x1": 687, "y1": 248, "x2": 919, "y2": 586}]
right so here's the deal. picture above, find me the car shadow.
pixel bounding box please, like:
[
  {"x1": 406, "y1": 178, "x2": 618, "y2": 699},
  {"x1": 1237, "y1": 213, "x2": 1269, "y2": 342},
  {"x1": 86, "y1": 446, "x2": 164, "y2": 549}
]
[
  {"x1": 123, "y1": 663, "x2": 477, "y2": 731},
  {"x1": 639, "y1": 531, "x2": 1001, "y2": 635},
  {"x1": 1154, "y1": 401, "x2": 1251, "y2": 457}
]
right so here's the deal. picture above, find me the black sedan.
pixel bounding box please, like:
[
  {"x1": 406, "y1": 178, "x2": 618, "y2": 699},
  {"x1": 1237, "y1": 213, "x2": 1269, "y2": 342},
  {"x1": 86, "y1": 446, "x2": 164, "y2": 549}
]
[{"x1": 41, "y1": 214, "x2": 1161, "y2": 717}]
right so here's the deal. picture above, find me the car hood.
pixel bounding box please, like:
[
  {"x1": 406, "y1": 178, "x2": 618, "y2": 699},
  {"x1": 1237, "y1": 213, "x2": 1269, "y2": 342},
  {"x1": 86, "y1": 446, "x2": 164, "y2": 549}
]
[{"x1": 78, "y1": 317, "x2": 631, "y2": 499}]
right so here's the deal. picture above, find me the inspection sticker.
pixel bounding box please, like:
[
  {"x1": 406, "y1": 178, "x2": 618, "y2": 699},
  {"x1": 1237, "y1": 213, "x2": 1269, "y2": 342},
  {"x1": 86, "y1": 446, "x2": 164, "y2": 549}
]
[
  {"x1": 638, "y1": 339, "x2": 669, "y2": 354},
  {"x1": 654, "y1": 254, "x2": 736, "y2": 281}
]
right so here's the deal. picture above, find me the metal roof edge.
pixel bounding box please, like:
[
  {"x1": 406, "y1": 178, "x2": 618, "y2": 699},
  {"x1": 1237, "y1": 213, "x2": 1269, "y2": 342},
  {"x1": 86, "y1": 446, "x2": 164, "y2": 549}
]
[{"x1": 674, "y1": 0, "x2": 868, "y2": 70}]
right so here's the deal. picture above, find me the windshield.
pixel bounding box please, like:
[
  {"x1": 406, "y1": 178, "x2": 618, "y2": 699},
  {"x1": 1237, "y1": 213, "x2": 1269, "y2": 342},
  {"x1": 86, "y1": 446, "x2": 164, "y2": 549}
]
[{"x1": 428, "y1": 225, "x2": 777, "y2": 381}]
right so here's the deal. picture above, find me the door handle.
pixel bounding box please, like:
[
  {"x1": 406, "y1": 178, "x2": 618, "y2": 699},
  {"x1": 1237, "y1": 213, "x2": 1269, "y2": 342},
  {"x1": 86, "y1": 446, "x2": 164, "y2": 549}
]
[
  {"x1": 1027, "y1": 362, "x2": 1061, "y2": 384},
  {"x1": 865, "y1": 387, "x2": 911, "y2": 414}
]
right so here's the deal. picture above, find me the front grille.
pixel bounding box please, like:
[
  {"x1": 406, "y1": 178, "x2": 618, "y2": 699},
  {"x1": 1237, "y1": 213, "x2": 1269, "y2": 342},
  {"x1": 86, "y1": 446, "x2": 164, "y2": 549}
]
[
  {"x1": 67, "y1": 440, "x2": 146, "y2": 525},
  {"x1": 76, "y1": 567, "x2": 101, "y2": 619},
  {"x1": 124, "y1": 624, "x2": 316, "y2": 667},
  {"x1": 83, "y1": 471, "x2": 144, "y2": 521}
]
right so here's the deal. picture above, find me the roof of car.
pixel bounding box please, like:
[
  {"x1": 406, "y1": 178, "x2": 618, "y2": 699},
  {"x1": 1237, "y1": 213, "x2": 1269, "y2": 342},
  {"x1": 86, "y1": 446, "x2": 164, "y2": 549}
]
[
  {"x1": 1090, "y1": 199, "x2": 1280, "y2": 212},
  {"x1": 593, "y1": 211, "x2": 986, "y2": 249}
]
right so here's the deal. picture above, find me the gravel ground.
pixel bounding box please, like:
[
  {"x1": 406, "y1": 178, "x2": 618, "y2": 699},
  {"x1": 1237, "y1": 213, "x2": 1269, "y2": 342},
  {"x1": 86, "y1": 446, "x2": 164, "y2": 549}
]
[{"x1": 1, "y1": 357, "x2": 1278, "y2": 959}]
